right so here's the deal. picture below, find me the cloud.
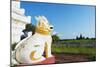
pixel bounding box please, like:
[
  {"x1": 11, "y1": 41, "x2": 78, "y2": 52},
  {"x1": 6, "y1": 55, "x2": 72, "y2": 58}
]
[{"x1": 52, "y1": 31, "x2": 58, "y2": 35}]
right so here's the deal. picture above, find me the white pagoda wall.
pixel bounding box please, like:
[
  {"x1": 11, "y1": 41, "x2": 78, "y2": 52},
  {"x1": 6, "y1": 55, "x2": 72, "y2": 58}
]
[{"x1": 12, "y1": 1, "x2": 31, "y2": 44}]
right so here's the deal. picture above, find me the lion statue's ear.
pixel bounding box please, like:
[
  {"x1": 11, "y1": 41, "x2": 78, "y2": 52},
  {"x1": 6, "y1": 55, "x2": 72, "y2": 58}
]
[
  {"x1": 42, "y1": 16, "x2": 49, "y2": 23},
  {"x1": 35, "y1": 16, "x2": 42, "y2": 27}
]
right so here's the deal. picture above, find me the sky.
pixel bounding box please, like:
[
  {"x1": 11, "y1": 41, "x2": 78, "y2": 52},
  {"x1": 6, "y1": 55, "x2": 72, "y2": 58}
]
[{"x1": 21, "y1": 1, "x2": 95, "y2": 39}]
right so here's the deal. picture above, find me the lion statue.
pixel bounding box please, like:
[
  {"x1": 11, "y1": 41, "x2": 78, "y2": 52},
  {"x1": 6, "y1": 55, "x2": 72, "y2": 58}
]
[{"x1": 14, "y1": 16, "x2": 54, "y2": 64}]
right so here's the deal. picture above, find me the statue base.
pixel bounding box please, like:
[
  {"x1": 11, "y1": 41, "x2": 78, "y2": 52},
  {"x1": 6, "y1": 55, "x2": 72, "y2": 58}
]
[
  {"x1": 38, "y1": 56, "x2": 55, "y2": 64},
  {"x1": 16, "y1": 56, "x2": 55, "y2": 67}
]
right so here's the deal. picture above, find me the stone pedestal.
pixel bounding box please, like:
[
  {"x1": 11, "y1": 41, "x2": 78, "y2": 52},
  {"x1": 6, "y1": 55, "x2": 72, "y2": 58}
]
[{"x1": 38, "y1": 56, "x2": 55, "y2": 64}]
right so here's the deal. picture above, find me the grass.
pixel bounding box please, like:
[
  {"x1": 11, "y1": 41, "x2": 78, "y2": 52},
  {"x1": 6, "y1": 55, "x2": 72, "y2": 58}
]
[
  {"x1": 52, "y1": 39, "x2": 96, "y2": 55},
  {"x1": 59, "y1": 39, "x2": 95, "y2": 43},
  {"x1": 52, "y1": 45, "x2": 96, "y2": 56}
]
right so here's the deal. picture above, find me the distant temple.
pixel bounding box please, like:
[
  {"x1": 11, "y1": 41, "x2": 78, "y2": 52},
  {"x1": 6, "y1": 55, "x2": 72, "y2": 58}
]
[{"x1": 12, "y1": 0, "x2": 31, "y2": 44}]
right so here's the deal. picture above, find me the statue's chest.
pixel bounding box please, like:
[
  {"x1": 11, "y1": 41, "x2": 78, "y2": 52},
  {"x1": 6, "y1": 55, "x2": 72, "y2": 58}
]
[{"x1": 19, "y1": 37, "x2": 47, "y2": 50}]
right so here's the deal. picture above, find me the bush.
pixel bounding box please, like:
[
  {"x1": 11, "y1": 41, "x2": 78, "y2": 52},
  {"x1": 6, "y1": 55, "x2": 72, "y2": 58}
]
[{"x1": 11, "y1": 43, "x2": 17, "y2": 51}]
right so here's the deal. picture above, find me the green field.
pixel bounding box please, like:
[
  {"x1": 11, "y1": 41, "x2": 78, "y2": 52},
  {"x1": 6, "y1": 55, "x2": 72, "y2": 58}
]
[
  {"x1": 52, "y1": 45, "x2": 96, "y2": 55},
  {"x1": 57, "y1": 39, "x2": 95, "y2": 43},
  {"x1": 52, "y1": 39, "x2": 96, "y2": 58}
]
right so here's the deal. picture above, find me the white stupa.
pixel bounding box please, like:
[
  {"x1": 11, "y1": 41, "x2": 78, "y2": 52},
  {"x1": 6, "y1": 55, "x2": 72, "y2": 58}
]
[{"x1": 11, "y1": 0, "x2": 31, "y2": 44}]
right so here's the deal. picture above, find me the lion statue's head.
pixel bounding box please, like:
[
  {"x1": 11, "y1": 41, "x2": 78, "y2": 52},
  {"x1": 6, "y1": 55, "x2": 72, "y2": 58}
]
[{"x1": 35, "y1": 16, "x2": 53, "y2": 35}]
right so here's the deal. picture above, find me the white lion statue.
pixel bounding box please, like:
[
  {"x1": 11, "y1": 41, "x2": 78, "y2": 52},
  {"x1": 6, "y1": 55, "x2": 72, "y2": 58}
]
[{"x1": 14, "y1": 16, "x2": 54, "y2": 64}]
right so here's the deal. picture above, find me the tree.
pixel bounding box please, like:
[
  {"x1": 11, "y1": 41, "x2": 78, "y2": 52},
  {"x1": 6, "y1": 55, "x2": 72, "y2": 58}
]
[
  {"x1": 20, "y1": 24, "x2": 35, "y2": 40},
  {"x1": 79, "y1": 34, "x2": 83, "y2": 39},
  {"x1": 76, "y1": 34, "x2": 85, "y2": 40},
  {"x1": 24, "y1": 23, "x2": 35, "y2": 35},
  {"x1": 86, "y1": 37, "x2": 89, "y2": 39},
  {"x1": 52, "y1": 34, "x2": 60, "y2": 41},
  {"x1": 76, "y1": 36, "x2": 79, "y2": 39}
]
